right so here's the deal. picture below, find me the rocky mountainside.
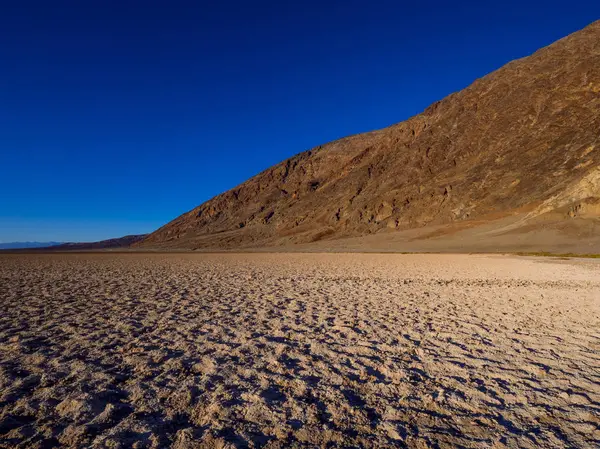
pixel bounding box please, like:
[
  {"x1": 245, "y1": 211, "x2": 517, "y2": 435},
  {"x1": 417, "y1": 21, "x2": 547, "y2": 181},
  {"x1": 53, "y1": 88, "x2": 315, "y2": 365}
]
[{"x1": 137, "y1": 21, "x2": 600, "y2": 251}]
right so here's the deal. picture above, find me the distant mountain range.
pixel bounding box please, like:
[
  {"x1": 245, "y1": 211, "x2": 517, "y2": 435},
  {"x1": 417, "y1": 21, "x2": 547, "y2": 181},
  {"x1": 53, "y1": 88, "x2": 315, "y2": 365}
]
[
  {"x1": 0, "y1": 235, "x2": 147, "y2": 251},
  {"x1": 0, "y1": 242, "x2": 63, "y2": 250},
  {"x1": 49, "y1": 234, "x2": 147, "y2": 250}
]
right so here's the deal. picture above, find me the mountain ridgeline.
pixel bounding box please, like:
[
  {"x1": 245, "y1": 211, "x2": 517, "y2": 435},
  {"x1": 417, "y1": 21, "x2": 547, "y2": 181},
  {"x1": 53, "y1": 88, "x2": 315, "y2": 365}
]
[{"x1": 137, "y1": 21, "x2": 600, "y2": 251}]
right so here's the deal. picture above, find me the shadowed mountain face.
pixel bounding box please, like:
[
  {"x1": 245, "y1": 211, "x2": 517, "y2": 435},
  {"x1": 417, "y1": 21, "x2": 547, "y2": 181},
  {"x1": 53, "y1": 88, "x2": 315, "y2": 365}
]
[
  {"x1": 50, "y1": 235, "x2": 148, "y2": 251},
  {"x1": 138, "y1": 21, "x2": 600, "y2": 251}
]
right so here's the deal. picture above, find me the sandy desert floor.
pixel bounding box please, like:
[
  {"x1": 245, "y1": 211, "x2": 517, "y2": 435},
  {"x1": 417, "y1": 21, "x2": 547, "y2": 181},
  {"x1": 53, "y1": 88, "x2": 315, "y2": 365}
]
[{"x1": 0, "y1": 253, "x2": 599, "y2": 448}]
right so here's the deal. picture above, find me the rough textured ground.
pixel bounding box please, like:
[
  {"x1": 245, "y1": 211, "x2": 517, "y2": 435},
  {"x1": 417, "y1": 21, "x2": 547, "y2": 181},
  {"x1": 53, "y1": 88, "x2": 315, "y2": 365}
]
[{"x1": 0, "y1": 253, "x2": 599, "y2": 448}]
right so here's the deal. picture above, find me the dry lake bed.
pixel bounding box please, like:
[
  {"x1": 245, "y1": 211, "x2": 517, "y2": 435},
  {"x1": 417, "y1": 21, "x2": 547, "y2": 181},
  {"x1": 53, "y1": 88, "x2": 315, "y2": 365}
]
[{"x1": 0, "y1": 253, "x2": 599, "y2": 448}]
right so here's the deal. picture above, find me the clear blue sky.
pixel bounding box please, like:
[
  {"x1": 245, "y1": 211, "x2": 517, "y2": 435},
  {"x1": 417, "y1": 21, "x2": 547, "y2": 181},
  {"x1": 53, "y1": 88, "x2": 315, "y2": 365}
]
[{"x1": 1, "y1": 1, "x2": 599, "y2": 242}]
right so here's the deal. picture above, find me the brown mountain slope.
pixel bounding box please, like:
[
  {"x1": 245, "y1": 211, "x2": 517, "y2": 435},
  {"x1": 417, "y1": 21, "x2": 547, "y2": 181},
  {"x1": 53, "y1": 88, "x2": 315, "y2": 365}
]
[{"x1": 138, "y1": 21, "x2": 600, "y2": 251}]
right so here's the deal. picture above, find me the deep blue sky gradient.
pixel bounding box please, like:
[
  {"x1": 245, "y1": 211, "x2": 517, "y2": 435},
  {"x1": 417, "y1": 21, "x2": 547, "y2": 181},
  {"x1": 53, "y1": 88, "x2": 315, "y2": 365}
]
[{"x1": 2, "y1": 1, "x2": 599, "y2": 242}]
